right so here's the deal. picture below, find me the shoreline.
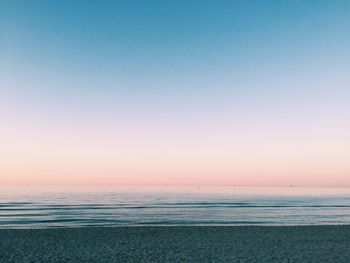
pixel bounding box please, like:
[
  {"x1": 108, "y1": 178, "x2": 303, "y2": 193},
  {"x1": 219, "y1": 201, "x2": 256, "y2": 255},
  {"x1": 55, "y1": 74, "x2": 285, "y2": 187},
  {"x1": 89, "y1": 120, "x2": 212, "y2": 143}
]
[
  {"x1": 2, "y1": 225, "x2": 350, "y2": 262},
  {"x1": 1, "y1": 223, "x2": 350, "y2": 229}
]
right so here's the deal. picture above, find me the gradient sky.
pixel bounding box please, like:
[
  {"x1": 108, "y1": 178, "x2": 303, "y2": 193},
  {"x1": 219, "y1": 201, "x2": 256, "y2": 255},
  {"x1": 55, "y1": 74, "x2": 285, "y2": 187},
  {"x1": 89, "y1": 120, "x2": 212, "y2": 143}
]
[{"x1": 1, "y1": 0, "x2": 350, "y2": 186}]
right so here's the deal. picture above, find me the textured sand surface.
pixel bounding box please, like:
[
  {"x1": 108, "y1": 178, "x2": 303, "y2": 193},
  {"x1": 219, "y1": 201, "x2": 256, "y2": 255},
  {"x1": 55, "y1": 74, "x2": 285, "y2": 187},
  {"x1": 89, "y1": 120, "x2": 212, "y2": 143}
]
[{"x1": 1, "y1": 226, "x2": 350, "y2": 262}]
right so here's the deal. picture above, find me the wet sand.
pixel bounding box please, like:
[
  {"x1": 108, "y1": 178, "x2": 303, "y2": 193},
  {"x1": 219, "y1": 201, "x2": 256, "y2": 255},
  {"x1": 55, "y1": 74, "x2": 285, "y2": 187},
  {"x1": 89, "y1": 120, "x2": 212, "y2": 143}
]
[{"x1": 1, "y1": 226, "x2": 350, "y2": 262}]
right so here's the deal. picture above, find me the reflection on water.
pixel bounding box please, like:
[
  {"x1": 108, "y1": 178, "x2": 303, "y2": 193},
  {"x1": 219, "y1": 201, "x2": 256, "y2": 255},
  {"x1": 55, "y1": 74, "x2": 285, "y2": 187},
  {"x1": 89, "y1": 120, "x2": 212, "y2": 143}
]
[{"x1": 1, "y1": 186, "x2": 350, "y2": 228}]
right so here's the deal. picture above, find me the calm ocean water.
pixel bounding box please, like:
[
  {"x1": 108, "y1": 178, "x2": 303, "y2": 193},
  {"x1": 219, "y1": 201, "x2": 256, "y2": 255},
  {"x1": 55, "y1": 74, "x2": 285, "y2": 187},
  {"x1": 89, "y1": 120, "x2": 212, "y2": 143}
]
[{"x1": 1, "y1": 186, "x2": 350, "y2": 228}]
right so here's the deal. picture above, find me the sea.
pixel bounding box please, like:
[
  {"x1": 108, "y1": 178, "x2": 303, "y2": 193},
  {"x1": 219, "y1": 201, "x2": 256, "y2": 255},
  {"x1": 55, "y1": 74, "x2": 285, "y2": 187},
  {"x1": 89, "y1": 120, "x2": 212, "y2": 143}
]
[{"x1": 1, "y1": 186, "x2": 350, "y2": 228}]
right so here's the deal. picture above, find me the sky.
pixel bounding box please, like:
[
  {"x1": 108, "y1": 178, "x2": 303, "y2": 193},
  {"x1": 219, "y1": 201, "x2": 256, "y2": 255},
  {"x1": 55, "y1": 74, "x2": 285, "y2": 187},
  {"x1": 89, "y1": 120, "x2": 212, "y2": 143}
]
[{"x1": 1, "y1": 0, "x2": 350, "y2": 186}]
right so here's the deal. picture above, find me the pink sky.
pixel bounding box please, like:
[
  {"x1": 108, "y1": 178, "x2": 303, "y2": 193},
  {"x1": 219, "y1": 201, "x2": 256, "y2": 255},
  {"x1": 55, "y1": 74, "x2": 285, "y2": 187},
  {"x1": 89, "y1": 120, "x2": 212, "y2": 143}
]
[{"x1": 2, "y1": 110, "x2": 349, "y2": 186}]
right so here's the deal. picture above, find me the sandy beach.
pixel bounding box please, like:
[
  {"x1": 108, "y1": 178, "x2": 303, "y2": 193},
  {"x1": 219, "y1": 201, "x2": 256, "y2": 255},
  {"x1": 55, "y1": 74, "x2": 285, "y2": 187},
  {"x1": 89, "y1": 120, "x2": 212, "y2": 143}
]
[{"x1": 1, "y1": 225, "x2": 350, "y2": 262}]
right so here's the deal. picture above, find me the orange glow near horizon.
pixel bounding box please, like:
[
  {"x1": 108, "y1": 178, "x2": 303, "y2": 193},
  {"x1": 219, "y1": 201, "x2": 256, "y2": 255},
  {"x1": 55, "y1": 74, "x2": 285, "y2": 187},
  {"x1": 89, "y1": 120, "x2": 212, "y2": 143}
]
[{"x1": 1, "y1": 119, "x2": 349, "y2": 187}]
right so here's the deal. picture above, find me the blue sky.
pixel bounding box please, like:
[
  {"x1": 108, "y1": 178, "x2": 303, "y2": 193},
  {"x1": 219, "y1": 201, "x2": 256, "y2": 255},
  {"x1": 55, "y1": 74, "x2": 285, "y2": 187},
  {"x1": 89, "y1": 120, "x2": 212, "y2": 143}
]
[{"x1": 2, "y1": 1, "x2": 349, "y2": 93}]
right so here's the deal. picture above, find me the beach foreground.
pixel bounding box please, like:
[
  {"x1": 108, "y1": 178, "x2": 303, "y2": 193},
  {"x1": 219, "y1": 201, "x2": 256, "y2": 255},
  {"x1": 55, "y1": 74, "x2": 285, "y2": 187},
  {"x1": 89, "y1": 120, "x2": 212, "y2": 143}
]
[{"x1": 1, "y1": 226, "x2": 350, "y2": 262}]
